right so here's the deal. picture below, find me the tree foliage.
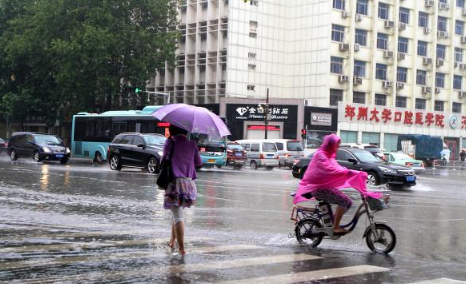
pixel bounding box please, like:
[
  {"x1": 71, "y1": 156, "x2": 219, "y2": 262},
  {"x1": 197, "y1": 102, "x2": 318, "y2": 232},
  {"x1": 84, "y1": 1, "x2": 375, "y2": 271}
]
[{"x1": 0, "y1": 0, "x2": 179, "y2": 126}]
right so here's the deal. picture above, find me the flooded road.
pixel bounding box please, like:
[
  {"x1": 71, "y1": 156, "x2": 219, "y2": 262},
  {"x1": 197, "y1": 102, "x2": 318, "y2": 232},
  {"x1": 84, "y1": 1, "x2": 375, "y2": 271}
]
[{"x1": 0, "y1": 156, "x2": 466, "y2": 283}]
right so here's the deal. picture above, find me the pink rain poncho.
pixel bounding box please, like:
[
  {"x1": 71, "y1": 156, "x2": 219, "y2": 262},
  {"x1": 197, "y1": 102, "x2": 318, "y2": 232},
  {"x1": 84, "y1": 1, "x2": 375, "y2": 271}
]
[{"x1": 293, "y1": 134, "x2": 382, "y2": 205}]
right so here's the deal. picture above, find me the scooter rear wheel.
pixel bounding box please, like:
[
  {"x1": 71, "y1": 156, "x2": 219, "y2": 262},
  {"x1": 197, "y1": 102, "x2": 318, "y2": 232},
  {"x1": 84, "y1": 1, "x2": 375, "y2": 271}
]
[
  {"x1": 365, "y1": 223, "x2": 396, "y2": 254},
  {"x1": 295, "y1": 218, "x2": 323, "y2": 247}
]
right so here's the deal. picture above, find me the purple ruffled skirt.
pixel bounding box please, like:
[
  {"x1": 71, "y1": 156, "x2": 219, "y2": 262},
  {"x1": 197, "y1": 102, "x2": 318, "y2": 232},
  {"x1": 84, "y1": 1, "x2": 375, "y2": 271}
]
[{"x1": 164, "y1": 177, "x2": 197, "y2": 209}]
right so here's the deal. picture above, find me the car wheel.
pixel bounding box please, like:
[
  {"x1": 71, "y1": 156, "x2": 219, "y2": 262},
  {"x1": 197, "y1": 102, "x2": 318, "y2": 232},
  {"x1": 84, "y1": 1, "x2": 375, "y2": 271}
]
[
  {"x1": 10, "y1": 149, "x2": 17, "y2": 161},
  {"x1": 146, "y1": 157, "x2": 158, "y2": 174},
  {"x1": 216, "y1": 165, "x2": 222, "y2": 169},
  {"x1": 300, "y1": 167, "x2": 307, "y2": 179},
  {"x1": 233, "y1": 165, "x2": 243, "y2": 170},
  {"x1": 366, "y1": 172, "x2": 378, "y2": 186},
  {"x1": 93, "y1": 152, "x2": 103, "y2": 164},
  {"x1": 250, "y1": 161, "x2": 258, "y2": 170},
  {"x1": 33, "y1": 151, "x2": 42, "y2": 162},
  {"x1": 109, "y1": 155, "x2": 122, "y2": 171}
]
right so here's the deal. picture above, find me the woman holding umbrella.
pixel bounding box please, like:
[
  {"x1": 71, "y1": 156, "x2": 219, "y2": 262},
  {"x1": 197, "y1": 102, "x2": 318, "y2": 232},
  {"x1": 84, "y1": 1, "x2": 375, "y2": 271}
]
[{"x1": 163, "y1": 124, "x2": 202, "y2": 255}]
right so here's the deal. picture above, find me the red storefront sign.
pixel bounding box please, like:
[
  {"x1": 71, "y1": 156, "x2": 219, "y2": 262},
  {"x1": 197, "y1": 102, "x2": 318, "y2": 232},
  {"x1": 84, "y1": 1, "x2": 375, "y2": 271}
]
[{"x1": 247, "y1": 125, "x2": 280, "y2": 131}]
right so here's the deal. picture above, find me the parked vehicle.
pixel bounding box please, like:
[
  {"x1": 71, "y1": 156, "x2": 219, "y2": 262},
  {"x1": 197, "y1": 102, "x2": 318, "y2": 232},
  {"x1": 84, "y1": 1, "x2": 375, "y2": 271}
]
[
  {"x1": 7, "y1": 132, "x2": 70, "y2": 164},
  {"x1": 236, "y1": 139, "x2": 279, "y2": 170},
  {"x1": 383, "y1": 152, "x2": 425, "y2": 173},
  {"x1": 267, "y1": 139, "x2": 304, "y2": 169},
  {"x1": 107, "y1": 132, "x2": 165, "y2": 174},
  {"x1": 226, "y1": 142, "x2": 247, "y2": 169},
  {"x1": 0, "y1": 138, "x2": 7, "y2": 154},
  {"x1": 192, "y1": 133, "x2": 227, "y2": 168},
  {"x1": 397, "y1": 134, "x2": 442, "y2": 167},
  {"x1": 292, "y1": 148, "x2": 416, "y2": 187}
]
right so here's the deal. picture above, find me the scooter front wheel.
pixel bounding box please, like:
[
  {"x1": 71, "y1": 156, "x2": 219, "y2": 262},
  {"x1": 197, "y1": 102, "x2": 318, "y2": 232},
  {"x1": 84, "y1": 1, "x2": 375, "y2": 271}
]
[
  {"x1": 365, "y1": 223, "x2": 396, "y2": 254},
  {"x1": 295, "y1": 218, "x2": 323, "y2": 247}
]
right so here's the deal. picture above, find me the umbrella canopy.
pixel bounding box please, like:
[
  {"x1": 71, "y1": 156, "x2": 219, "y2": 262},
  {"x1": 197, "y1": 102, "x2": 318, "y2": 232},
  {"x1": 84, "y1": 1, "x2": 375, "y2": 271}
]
[{"x1": 152, "y1": 104, "x2": 231, "y2": 137}]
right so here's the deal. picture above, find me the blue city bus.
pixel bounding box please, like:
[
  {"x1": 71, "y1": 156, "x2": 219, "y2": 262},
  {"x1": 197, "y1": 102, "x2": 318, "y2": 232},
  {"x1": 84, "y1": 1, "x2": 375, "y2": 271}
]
[{"x1": 71, "y1": 106, "x2": 168, "y2": 162}]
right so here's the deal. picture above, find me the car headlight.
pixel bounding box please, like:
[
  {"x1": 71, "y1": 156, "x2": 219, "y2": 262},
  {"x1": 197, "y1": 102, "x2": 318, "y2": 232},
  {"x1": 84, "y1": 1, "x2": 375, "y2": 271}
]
[
  {"x1": 66, "y1": 147, "x2": 71, "y2": 153},
  {"x1": 378, "y1": 166, "x2": 397, "y2": 174},
  {"x1": 42, "y1": 146, "x2": 51, "y2": 153},
  {"x1": 157, "y1": 151, "x2": 164, "y2": 156}
]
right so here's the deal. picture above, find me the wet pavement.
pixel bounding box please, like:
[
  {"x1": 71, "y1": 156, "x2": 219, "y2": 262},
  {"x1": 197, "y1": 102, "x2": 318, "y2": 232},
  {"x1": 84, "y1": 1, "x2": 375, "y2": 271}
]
[{"x1": 0, "y1": 154, "x2": 466, "y2": 283}]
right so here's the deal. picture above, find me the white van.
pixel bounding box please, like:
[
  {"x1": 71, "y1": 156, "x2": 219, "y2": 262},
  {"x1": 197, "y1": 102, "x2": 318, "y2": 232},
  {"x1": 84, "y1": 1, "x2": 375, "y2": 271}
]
[
  {"x1": 236, "y1": 139, "x2": 279, "y2": 170},
  {"x1": 266, "y1": 139, "x2": 304, "y2": 169}
]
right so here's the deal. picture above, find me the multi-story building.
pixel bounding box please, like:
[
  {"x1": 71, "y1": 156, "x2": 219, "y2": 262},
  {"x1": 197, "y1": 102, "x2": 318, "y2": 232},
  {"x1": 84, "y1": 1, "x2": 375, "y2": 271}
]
[{"x1": 151, "y1": 0, "x2": 466, "y2": 158}]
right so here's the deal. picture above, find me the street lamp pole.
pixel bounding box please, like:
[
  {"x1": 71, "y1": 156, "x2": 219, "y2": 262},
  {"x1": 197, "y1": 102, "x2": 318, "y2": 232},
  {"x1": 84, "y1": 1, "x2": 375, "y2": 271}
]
[
  {"x1": 140, "y1": 90, "x2": 170, "y2": 105},
  {"x1": 264, "y1": 88, "x2": 270, "y2": 139}
]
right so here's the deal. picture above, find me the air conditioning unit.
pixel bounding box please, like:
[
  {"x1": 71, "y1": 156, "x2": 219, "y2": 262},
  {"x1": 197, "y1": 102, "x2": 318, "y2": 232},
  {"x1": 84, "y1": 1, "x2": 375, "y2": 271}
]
[
  {"x1": 438, "y1": 31, "x2": 448, "y2": 39},
  {"x1": 338, "y1": 75, "x2": 349, "y2": 83},
  {"x1": 459, "y1": 91, "x2": 466, "y2": 98},
  {"x1": 383, "y1": 50, "x2": 394, "y2": 58},
  {"x1": 422, "y1": 86, "x2": 432, "y2": 94},
  {"x1": 463, "y1": 8, "x2": 466, "y2": 16},
  {"x1": 455, "y1": 61, "x2": 459, "y2": 68},
  {"x1": 355, "y1": 14, "x2": 363, "y2": 22},
  {"x1": 354, "y1": 43, "x2": 361, "y2": 52},
  {"x1": 439, "y1": 2, "x2": 449, "y2": 10},
  {"x1": 397, "y1": 52, "x2": 406, "y2": 61},
  {"x1": 341, "y1": 10, "x2": 349, "y2": 18},
  {"x1": 460, "y1": 63, "x2": 466, "y2": 70},
  {"x1": 436, "y1": 58, "x2": 444, "y2": 67},
  {"x1": 425, "y1": 0, "x2": 434, "y2": 7},
  {"x1": 461, "y1": 36, "x2": 466, "y2": 44},
  {"x1": 424, "y1": 27, "x2": 430, "y2": 34},
  {"x1": 353, "y1": 76, "x2": 363, "y2": 85},
  {"x1": 382, "y1": 81, "x2": 392, "y2": 88},
  {"x1": 423, "y1": 57, "x2": 433, "y2": 65},
  {"x1": 339, "y1": 43, "x2": 350, "y2": 51},
  {"x1": 384, "y1": 20, "x2": 395, "y2": 28},
  {"x1": 435, "y1": 87, "x2": 441, "y2": 94},
  {"x1": 396, "y1": 82, "x2": 405, "y2": 89},
  {"x1": 398, "y1": 22, "x2": 406, "y2": 31}
]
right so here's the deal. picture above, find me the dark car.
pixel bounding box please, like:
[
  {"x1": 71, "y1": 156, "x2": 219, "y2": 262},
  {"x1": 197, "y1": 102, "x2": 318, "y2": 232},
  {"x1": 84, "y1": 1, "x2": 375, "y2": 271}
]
[
  {"x1": 226, "y1": 142, "x2": 247, "y2": 169},
  {"x1": 0, "y1": 138, "x2": 7, "y2": 154},
  {"x1": 292, "y1": 148, "x2": 416, "y2": 187},
  {"x1": 107, "y1": 132, "x2": 166, "y2": 174},
  {"x1": 7, "y1": 132, "x2": 70, "y2": 164}
]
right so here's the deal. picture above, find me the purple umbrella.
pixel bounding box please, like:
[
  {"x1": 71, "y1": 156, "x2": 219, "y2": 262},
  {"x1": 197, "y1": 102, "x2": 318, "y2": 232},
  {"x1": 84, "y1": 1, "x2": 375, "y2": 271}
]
[{"x1": 152, "y1": 104, "x2": 231, "y2": 137}]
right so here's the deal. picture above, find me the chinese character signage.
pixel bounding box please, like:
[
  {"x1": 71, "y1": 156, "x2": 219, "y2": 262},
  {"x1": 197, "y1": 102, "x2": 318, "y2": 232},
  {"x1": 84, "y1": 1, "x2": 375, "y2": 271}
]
[
  {"x1": 311, "y1": 112, "x2": 332, "y2": 126},
  {"x1": 228, "y1": 104, "x2": 296, "y2": 122}
]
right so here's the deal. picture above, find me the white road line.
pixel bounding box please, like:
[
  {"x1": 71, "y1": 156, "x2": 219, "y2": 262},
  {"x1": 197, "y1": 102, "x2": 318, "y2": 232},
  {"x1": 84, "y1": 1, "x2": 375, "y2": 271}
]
[
  {"x1": 407, "y1": 279, "x2": 466, "y2": 284},
  {"x1": 217, "y1": 265, "x2": 390, "y2": 284}
]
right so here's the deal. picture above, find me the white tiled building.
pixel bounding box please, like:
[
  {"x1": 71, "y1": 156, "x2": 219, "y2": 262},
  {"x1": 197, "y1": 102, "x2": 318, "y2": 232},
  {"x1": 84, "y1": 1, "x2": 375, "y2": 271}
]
[{"x1": 150, "y1": 0, "x2": 466, "y2": 157}]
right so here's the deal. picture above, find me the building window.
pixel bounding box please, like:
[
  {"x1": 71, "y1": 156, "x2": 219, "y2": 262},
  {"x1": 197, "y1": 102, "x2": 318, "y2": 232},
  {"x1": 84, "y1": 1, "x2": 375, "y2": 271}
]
[
  {"x1": 454, "y1": 75, "x2": 463, "y2": 90},
  {"x1": 377, "y1": 33, "x2": 389, "y2": 49},
  {"x1": 453, "y1": 102, "x2": 462, "y2": 113},
  {"x1": 250, "y1": 21, "x2": 258, "y2": 31},
  {"x1": 356, "y1": 0, "x2": 369, "y2": 15},
  {"x1": 416, "y1": 70, "x2": 427, "y2": 85},
  {"x1": 419, "y1": 12, "x2": 429, "y2": 28},
  {"x1": 378, "y1": 2, "x2": 389, "y2": 20},
  {"x1": 436, "y1": 72, "x2": 446, "y2": 88},
  {"x1": 248, "y1": 64, "x2": 256, "y2": 70},
  {"x1": 330, "y1": 89, "x2": 343, "y2": 106},
  {"x1": 437, "y1": 44, "x2": 446, "y2": 59},
  {"x1": 396, "y1": 96, "x2": 407, "y2": 108},
  {"x1": 355, "y1": 29, "x2": 367, "y2": 46},
  {"x1": 333, "y1": 0, "x2": 345, "y2": 10},
  {"x1": 353, "y1": 91, "x2": 366, "y2": 104},
  {"x1": 248, "y1": 52, "x2": 256, "y2": 59},
  {"x1": 456, "y1": 20, "x2": 465, "y2": 36},
  {"x1": 375, "y1": 94, "x2": 387, "y2": 106},
  {"x1": 354, "y1": 60, "x2": 366, "y2": 77},
  {"x1": 439, "y1": 0, "x2": 448, "y2": 3},
  {"x1": 398, "y1": 37, "x2": 409, "y2": 53},
  {"x1": 438, "y1": 16, "x2": 447, "y2": 32},
  {"x1": 415, "y1": 98, "x2": 426, "y2": 110},
  {"x1": 399, "y1": 7, "x2": 410, "y2": 24},
  {"x1": 397, "y1": 67, "x2": 408, "y2": 83},
  {"x1": 331, "y1": 56, "x2": 344, "y2": 74},
  {"x1": 455, "y1": 48, "x2": 463, "y2": 63},
  {"x1": 250, "y1": 0, "x2": 258, "y2": 6},
  {"x1": 249, "y1": 32, "x2": 257, "y2": 38},
  {"x1": 332, "y1": 24, "x2": 345, "y2": 42},
  {"x1": 434, "y1": 100, "x2": 444, "y2": 112},
  {"x1": 458, "y1": 0, "x2": 465, "y2": 8},
  {"x1": 418, "y1": 41, "x2": 428, "y2": 56},
  {"x1": 200, "y1": 33, "x2": 207, "y2": 41},
  {"x1": 340, "y1": 131, "x2": 357, "y2": 143},
  {"x1": 247, "y1": 85, "x2": 255, "y2": 91},
  {"x1": 376, "y1": 64, "x2": 388, "y2": 80}
]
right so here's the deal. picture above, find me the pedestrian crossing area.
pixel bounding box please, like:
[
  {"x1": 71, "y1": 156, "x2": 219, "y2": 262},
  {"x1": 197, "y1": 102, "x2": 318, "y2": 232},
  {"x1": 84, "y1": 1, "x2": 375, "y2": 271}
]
[{"x1": 0, "y1": 233, "x2": 465, "y2": 284}]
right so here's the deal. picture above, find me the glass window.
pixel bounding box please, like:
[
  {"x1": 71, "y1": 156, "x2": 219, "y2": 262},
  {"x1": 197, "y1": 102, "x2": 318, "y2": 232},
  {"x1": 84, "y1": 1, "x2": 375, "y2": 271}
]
[
  {"x1": 399, "y1": 7, "x2": 410, "y2": 24},
  {"x1": 397, "y1": 67, "x2": 408, "y2": 83},
  {"x1": 453, "y1": 102, "x2": 462, "y2": 113},
  {"x1": 384, "y1": 133, "x2": 399, "y2": 152},
  {"x1": 378, "y1": 2, "x2": 389, "y2": 19},
  {"x1": 337, "y1": 149, "x2": 356, "y2": 161},
  {"x1": 331, "y1": 56, "x2": 344, "y2": 74},
  {"x1": 121, "y1": 135, "x2": 132, "y2": 145},
  {"x1": 131, "y1": 136, "x2": 145, "y2": 146},
  {"x1": 434, "y1": 100, "x2": 444, "y2": 112},
  {"x1": 419, "y1": 12, "x2": 429, "y2": 28},
  {"x1": 356, "y1": 0, "x2": 369, "y2": 15},
  {"x1": 454, "y1": 75, "x2": 463, "y2": 90},
  {"x1": 376, "y1": 63, "x2": 387, "y2": 80},
  {"x1": 354, "y1": 60, "x2": 366, "y2": 77},
  {"x1": 353, "y1": 91, "x2": 366, "y2": 104},
  {"x1": 439, "y1": 0, "x2": 447, "y2": 3},
  {"x1": 438, "y1": 16, "x2": 447, "y2": 32},
  {"x1": 455, "y1": 48, "x2": 463, "y2": 62},
  {"x1": 456, "y1": 20, "x2": 464, "y2": 36},
  {"x1": 340, "y1": 131, "x2": 357, "y2": 143},
  {"x1": 262, "y1": 142, "x2": 277, "y2": 152},
  {"x1": 332, "y1": 24, "x2": 345, "y2": 42},
  {"x1": 330, "y1": 89, "x2": 343, "y2": 106},
  {"x1": 333, "y1": 0, "x2": 345, "y2": 10},
  {"x1": 355, "y1": 29, "x2": 367, "y2": 46},
  {"x1": 458, "y1": 0, "x2": 465, "y2": 8},
  {"x1": 275, "y1": 142, "x2": 284, "y2": 150},
  {"x1": 415, "y1": 98, "x2": 426, "y2": 110},
  {"x1": 251, "y1": 143, "x2": 260, "y2": 151},
  {"x1": 436, "y1": 72, "x2": 446, "y2": 88},
  {"x1": 418, "y1": 41, "x2": 428, "y2": 56},
  {"x1": 398, "y1": 37, "x2": 409, "y2": 53},
  {"x1": 416, "y1": 70, "x2": 427, "y2": 85},
  {"x1": 437, "y1": 44, "x2": 446, "y2": 59},
  {"x1": 362, "y1": 132, "x2": 380, "y2": 146},
  {"x1": 396, "y1": 96, "x2": 407, "y2": 108},
  {"x1": 375, "y1": 94, "x2": 387, "y2": 106},
  {"x1": 377, "y1": 33, "x2": 389, "y2": 49}
]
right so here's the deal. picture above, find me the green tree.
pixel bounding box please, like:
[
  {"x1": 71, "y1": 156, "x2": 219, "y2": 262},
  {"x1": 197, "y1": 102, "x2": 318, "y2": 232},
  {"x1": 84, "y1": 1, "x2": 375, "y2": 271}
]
[{"x1": 0, "y1": 0, "x2": 179, "y2": 127}]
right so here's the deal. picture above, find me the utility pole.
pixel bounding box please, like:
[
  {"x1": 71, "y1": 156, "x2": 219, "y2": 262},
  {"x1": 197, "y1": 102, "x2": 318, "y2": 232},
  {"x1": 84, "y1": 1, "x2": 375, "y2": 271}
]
[
  {"x1": 264, "y1": 88, "x2": 270, "y2": 139},
  {"x1": 140, "y1": 90, "x2": 170, "y2": 105}
]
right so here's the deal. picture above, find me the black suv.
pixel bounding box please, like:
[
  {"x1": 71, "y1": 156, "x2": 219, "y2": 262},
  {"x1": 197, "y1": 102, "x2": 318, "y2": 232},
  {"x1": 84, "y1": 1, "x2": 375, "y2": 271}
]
[
  {"x1": 107, "y1": 133, "x2": 166, "y2": 174},
  {"x1": 292, "y1": 148, "x2": 416, "y2": 187},
  {"x1": 7, "y1": 132, "x2": 70, "y2": 164}
]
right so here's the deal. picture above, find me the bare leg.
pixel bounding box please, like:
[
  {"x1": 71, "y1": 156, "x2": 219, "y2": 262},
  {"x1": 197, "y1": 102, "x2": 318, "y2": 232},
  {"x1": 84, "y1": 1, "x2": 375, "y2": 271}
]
[
  {"x1": 333, "y1": 206, "x2": 347, "y2": 233},
  {"x1": 175, "y1": 221, "x2": 185, "y2": 254},
  {"x1": 168, "y1": 224, "x2": 176, "y2": 248}
]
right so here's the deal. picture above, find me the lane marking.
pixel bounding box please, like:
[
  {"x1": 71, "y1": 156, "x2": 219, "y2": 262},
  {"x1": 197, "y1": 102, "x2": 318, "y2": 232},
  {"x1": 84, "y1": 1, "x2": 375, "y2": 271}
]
[{"x1": 407, "y1": 279, "x2": 466, "y2": 284}]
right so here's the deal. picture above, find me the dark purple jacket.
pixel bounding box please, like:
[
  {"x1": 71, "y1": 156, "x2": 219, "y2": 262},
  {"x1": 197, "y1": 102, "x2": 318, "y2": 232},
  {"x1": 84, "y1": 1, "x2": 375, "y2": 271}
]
[{"x1": 162, "y1": 134, "x2": 202, "y2": 180}]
